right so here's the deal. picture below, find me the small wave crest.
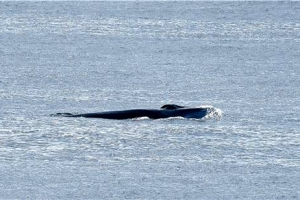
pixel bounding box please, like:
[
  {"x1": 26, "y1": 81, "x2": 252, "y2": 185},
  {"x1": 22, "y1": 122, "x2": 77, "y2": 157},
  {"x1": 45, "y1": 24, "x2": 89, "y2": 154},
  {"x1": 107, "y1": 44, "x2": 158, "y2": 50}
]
[{"x1": 50, "y1": 113, "x2": 73, "y2": 117}]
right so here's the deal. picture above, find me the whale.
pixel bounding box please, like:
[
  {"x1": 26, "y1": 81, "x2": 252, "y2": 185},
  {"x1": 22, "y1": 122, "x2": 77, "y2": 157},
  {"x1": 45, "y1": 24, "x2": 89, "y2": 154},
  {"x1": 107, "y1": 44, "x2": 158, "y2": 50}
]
[{"x1": 52, "y1": 104, "x2": 208, "y2": 120}]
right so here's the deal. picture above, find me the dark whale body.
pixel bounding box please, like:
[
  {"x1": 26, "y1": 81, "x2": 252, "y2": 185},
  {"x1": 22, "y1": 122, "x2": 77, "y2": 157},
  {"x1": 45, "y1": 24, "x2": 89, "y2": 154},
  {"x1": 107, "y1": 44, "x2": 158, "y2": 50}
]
[{"x1": 53, "y1": 104, "x2": 208, "y2": 120}]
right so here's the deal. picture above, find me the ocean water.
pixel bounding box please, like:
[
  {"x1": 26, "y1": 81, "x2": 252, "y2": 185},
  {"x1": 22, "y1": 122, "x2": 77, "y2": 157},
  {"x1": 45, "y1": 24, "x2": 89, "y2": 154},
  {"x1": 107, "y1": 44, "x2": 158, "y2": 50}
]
[{"x1": 1, "y1": 2, "x2": 300, "y2": 199}]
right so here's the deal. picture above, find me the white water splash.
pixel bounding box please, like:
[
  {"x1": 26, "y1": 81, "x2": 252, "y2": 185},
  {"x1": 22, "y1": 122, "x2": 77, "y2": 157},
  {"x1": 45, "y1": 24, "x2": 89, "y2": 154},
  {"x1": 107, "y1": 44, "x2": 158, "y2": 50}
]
[{"x1": 200, "y1": 105, "x2": 223, "y2": 120}]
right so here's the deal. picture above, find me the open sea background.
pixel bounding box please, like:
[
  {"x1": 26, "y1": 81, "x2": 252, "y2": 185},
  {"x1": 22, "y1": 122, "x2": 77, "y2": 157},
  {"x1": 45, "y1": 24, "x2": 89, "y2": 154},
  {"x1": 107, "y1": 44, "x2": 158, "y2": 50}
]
[{"x1": 1, "y1": 1, "x2": 300, "y2": 199}]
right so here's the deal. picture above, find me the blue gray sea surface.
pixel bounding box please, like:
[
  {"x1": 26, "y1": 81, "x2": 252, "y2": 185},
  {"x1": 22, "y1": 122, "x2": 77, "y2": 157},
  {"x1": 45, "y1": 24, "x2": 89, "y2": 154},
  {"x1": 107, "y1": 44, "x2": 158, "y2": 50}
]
[{"x1": 1, "y1": 2, "x2": 300, "y2": 199}]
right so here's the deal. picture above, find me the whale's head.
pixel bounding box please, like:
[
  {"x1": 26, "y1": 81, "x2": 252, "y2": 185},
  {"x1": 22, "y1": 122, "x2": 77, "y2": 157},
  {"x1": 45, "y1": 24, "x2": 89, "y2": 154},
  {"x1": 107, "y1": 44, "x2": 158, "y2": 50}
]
[
  {"x1": 161, "y1": 105, "x2": 208, "y2": 119},
  {"x1": 181, "y1": 108, "x2": 208, "y2": 119}
]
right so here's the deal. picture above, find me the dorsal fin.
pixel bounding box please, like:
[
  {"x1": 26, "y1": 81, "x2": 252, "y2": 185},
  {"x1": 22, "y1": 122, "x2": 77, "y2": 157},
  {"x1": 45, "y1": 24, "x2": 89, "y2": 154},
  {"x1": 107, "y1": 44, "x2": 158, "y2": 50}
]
[{"x1": 161, "y1": 104, "x2": 185, "y2": 110}]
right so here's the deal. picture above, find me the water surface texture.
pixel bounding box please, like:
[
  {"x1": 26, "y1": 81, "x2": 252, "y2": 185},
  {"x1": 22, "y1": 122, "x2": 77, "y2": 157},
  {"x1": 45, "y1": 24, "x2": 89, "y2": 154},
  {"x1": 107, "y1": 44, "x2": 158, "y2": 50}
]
[{"x1": 1, "y1": 2, "x2": 300, "y2": 199}]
